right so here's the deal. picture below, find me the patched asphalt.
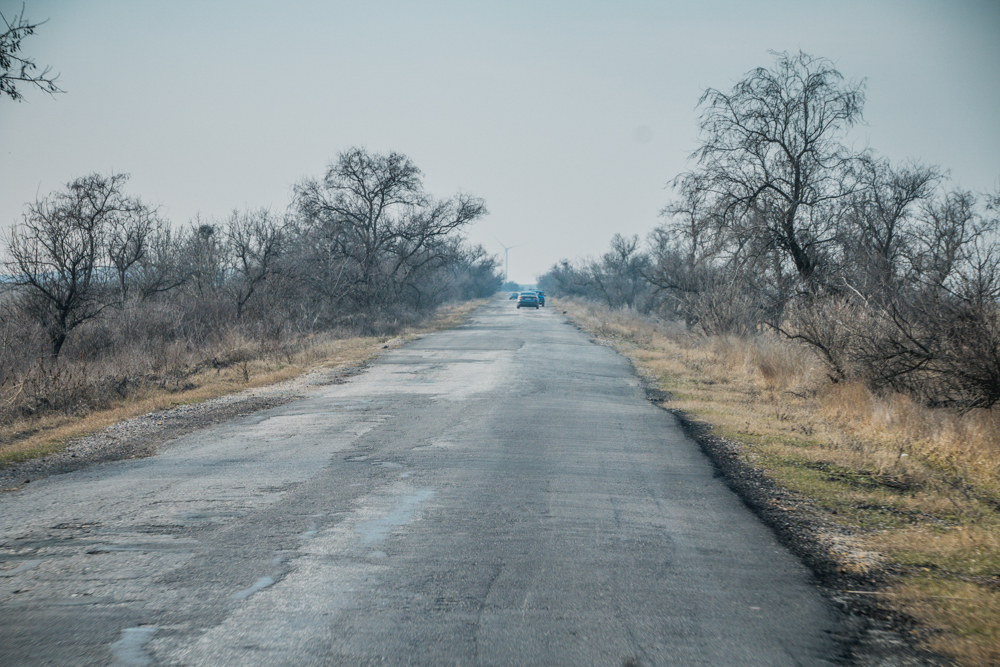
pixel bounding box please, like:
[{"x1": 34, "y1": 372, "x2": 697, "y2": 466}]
[{"x1": 1, "y1": 299, "x2": 857, "y2": 666}]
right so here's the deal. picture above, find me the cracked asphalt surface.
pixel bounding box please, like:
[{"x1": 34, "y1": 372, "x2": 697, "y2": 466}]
[{"x1": 0, "y1": 300, "x2": 852, "y2": 666}]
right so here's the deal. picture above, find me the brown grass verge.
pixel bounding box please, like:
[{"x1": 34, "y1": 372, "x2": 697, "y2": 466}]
[
  {"x1": 556, "y1": 297, "x2": 1000, "y2": 667},
  {"x1": 0, "y1": 300, "x2": 485, "y2": 468}
]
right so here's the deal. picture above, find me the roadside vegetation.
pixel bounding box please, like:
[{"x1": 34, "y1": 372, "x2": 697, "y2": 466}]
[
  {"x1": 0, "y1": 148, "x2": 500, "y2": 466},
  {"x1": 541, "y1": 51, "x2": 1000, "y2": 666},
  {"x1": 0, "y1": 300, "x2": 482, "y2": 469},
  {"x1": 558, "y1": 297, "x2": 999, "y2": 666}
]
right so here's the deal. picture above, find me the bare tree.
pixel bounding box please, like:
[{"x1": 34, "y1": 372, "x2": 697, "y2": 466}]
[
  {"x1": 133, "y1": 221, "x2": 187, "y2": 301},
  {"x1": 104, "y1": 190, "x2": 162, "y2": 306},
  {"x1": 908, "y1": 188, "x2": 988, "y2": 291},
  {"x1": 691, "y1": 51, "x2": 866, "y2": 286},
  {"x1": 583, "y1": 234, "x2": 650, "y2": 310},
  {"x1": 224, "y1": 208, "x2": 287, "y2": 319},
  {"x1": 4, "y1": 176, "x2": 115, "y2": 357},
  {"x1": 0, "y1": 4, "x2": 63, "y2": 102},
  {"x1": 294, "y1": 147, "x2": 487, "y2": 311},
  {"x1": 656, "y1": 175, "x2": 726, "y2": 273},
  {"x1": 178, "y1": 219, "x2": 225, "y2": 300},
  {"x1": 537, "y1": 259, "x2": 591, "y2": 299},
  {"x1": 651, "y1": 175, "x2": 787, "y2": 332},
  {"x1": 450, "y1": 243, "x2": 503, "y2": 299},
  {"x1": 399, "y1": 240, "x2": 502, "y2": 308},
  {"x1": 838, "y1": 156, "x2": 939, "y2": 299},
  {"x1": 283, "y1": 217, "x2": 355, "y2": 327},
  {"x1": 536, "y1": 235, "x2": 652, "y2": 311},
  {"x1": 855, "y1": 243, "x2": 1000, "y2": 409},
  {"x1": 784, "y1": 188, "x2": 1000, "y2": 406},
  {"x1": 648, "y1": 176, "x2": 727, "y2": 325},
  {"x1": 295, "y1": 148, "x2": 423, "y2": 309}
]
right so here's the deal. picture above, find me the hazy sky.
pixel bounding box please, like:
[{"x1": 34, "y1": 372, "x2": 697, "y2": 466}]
[{"x1": 2, "y1": 0, "x2": 998, "y2": 284}]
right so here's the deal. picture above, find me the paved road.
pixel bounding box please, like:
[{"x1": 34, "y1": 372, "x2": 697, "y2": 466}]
[{"x1": 0, "y1": 299, "x2": 848, "y2": 666}]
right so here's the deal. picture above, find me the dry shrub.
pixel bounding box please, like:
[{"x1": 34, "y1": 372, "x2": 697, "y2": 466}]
[
  {"x1": 819, "y1": 381, "x2": 1000, "y2": 501},
  {"x1": 705, "y1": 333, "x2": 818, "y2": 393},
  {"x1": 687, "y1": 327, "x2": 1000, "y2": 505},
  {"x1": 783, "y1": 296, "x2": 867, "y2": 381},
  {"x1": 2, "y1": 357, "x2": 96, "y2": 420},
  {"x1": 708, "y1": 335, "x2": 743, "y2": 370},
  {"x1": 786, "y1": 289, "x2": 1000, "y2": 410},
  {"x1": 565, "y1": 298, "x2": 661, "y2": 348},
  {"x1": 747, "y1": 334, "x2": 816, "y2": 390},
  {"x1": 818, "y1": 381, "x2": 877, "y2": 430},
  {"x1": 887, "y1": 577, "x2": 1000, "y2": 667}
]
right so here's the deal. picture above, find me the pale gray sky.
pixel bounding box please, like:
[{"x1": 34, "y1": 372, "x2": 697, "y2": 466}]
[{"x1": 2, "y1": 0, "x2": 998, "y2": 284}]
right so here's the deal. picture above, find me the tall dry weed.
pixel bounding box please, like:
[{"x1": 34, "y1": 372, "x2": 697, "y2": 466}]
[
  {"x1": 706, "y1": 333, "x2": 818, "y2": 392},
  {"x1": 819, "y1": 381, "x2": 1000, "y2": 501}
]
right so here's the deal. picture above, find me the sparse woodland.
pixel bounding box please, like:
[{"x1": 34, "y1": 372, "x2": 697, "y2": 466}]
[
  {"x1": 541, "y1": 51, "x2": 1000, "y2": 412},
  {"x1": 0, "y1": 148, "x2": 501, "y2": 427}
]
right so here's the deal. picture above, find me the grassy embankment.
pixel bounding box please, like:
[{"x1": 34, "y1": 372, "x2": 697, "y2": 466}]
[
  {"x1": 557, "y1": 297, "x2": 1000, "y2": 667},
  {"x1": 0, "y1": 300, "x2": 483, "y2": 468}
]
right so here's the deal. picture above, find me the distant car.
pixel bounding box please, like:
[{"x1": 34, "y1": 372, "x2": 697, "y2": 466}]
[
  {"x1": 516, "y1": 292, "x2": 540, "y2": 309},
  {"x1": 509, "y1": 292, "x2": 519, "y2": 300},
  {"x1": 520, "y1": 289, "x2": 545, "y2": 306}
]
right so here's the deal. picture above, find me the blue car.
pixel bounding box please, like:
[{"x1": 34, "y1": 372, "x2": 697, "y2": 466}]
[{"x1": 516, "y1": 292, "x2": 539, "y2": 309}]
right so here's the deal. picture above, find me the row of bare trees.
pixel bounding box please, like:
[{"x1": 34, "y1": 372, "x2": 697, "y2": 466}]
[
  {"x1": 1, "y1": 149, "x2": 500, "y2": 373},
  {"x1": 539, "y1": 51, "x2": 1000, "y2": 409},
  {"x1": 1, "y1": 14, "x2": 502, "y2": 421}
]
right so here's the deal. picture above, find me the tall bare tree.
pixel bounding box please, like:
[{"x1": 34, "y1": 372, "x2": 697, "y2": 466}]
[
  {"x1": 132, "y1": 220, "x2": 186, "y2": 301},
  {"x1": 584, "y1": 234, "x2": 649, "y2": 310},
  {"x1": 5, "y1": 178, "x2": 110, "y2": 357},
  {"x1": 104, "y1": 192, "x2": 162, "y2": 306},
  {"x1": 2, "y1": 173, "x2": 162, "y2": 356},
  {"x1": 691, "y1": 51, "x2": 866, "y2": 285},
  {"x1": 294, "y1": 147, "x2": 487, "y2": 310},
  {"x1": 908, "y1": 188, "x2": 988, "y2": 291},
  {"x1": 178, "y1": 219, "x2": 225, "y2": 300},
  {"x1": 648, "y1": 175, "x2": 727, "y2": 323}
]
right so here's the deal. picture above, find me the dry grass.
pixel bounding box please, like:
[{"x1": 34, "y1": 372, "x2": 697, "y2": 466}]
[
  {"x1": 557, "y1": 296, "x2": 1000, "y2": 667},
  {"x1": 0, "y1": 299, "x2": 485, "y2": 467}
]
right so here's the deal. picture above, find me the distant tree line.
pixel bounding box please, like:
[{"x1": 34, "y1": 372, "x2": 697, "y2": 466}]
[
  {"x1": 1, "y1": 148, "x2": 500, "y2": 369},
  {"x1": 539, "y1": 51, "x2": 1000, "y2": 409}
]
